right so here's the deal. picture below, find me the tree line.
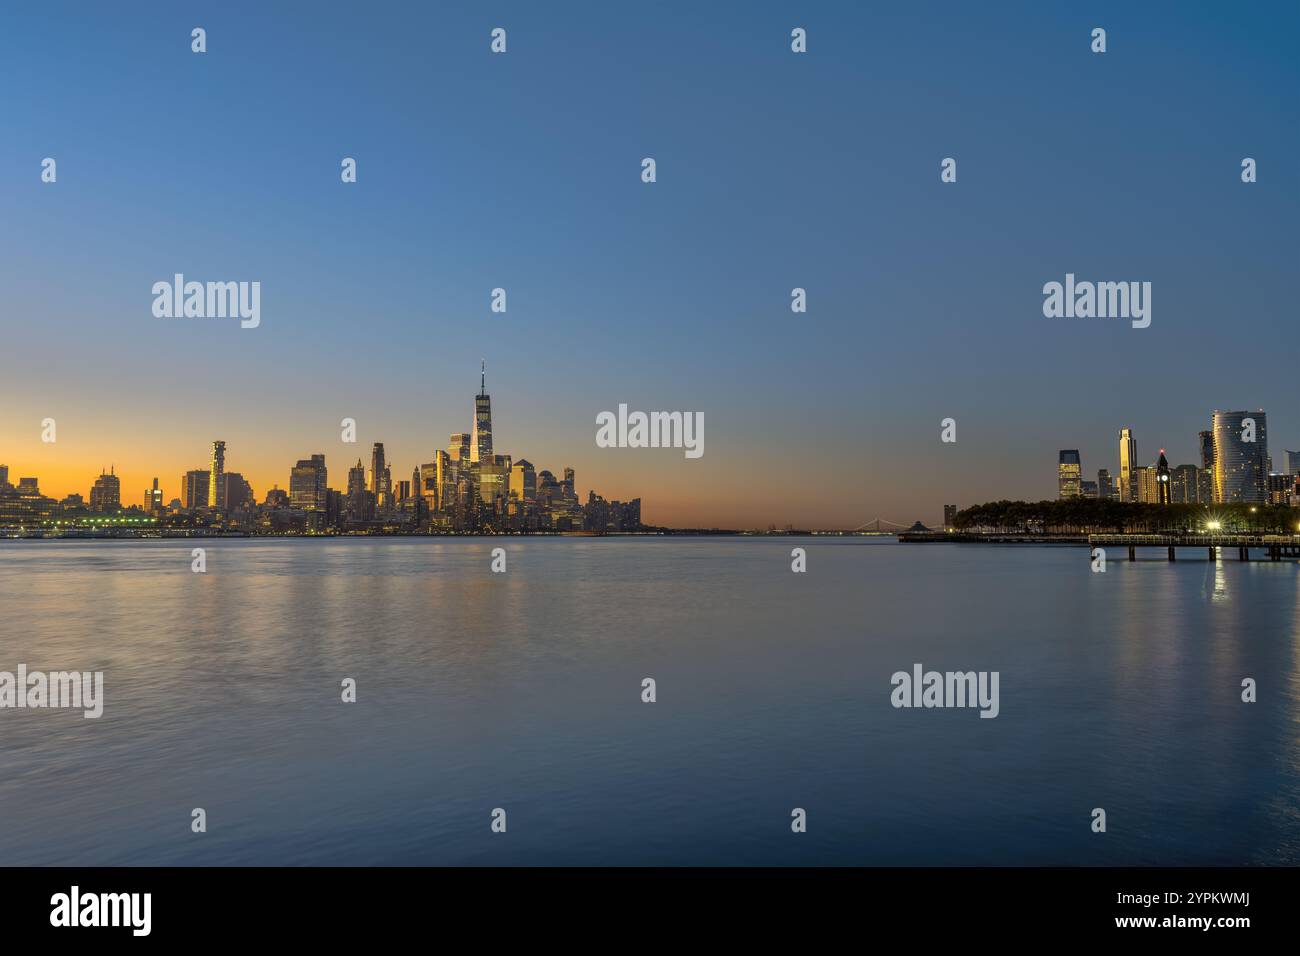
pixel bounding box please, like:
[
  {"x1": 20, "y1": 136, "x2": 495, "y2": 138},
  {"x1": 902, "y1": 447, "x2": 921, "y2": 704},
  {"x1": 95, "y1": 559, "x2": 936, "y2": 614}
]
[{"x1": 954, "y1": 499, "x2": 1299, "y2": 534}]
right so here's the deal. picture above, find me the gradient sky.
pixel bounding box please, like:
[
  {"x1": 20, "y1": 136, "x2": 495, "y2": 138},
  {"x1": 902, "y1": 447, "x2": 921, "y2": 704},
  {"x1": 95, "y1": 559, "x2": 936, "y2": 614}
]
[{"x1": 1, "y1": 1, "x2": 1296, "y2": 528}]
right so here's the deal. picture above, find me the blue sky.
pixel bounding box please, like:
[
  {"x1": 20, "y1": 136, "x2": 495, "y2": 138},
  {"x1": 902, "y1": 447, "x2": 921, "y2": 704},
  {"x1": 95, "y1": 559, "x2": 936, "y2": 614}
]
[{"x1": 1, "y1": 1, "x2": 1296, "y2": 526}]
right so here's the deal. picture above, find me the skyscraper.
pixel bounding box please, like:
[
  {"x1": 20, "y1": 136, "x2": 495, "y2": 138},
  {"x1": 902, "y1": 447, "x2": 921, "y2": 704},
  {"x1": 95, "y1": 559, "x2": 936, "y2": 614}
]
[
  {"x1": 209, "y1": 440, "x2": 226, "y2": 510},
  {"x1": 222, "y1": 472, "x2": 253, "y2": 512},
  {"x1": 1197, "y1": 468, "x2": 1215, "y2": 504},
  {"x1": 346, "y1": 459, "x2": 373, "y2": 522},
  {"x1": 89, "y1": 468, "x2": 121, "y2": 512},
  {"x1": 943, "y1": 504, "x2": 957, "y2": 529},
  {"x1": 182, "y1": 470, "x2": 209, "y2": 510},
  {"x1": 470, "y1": 363, "x2": 493, "y2": 464},
  {"x1": 1171, "y1": 464, "x2": 1199, "y2": 503},
  {"x1": 145, "y1": 477, "x2": 163, "y2": 513},
  {"x1": 370, "y1": 443, "x2": 386, "y2": 496},
  {"x1": 1097, "y1": 469, "x2": 1114, "y2": 501},
  {"x1": 1199, "y1": 430, "x2": 1215, "y2": 472},
  {"x1": 1283, "y1": 450, "x2": 1300, "y2": 477},
  {"x1": 1155, "y1": 450, "x2": 1171, "y2": 505},
  {"x1": 418, "y1": 461, "x2": 437, "y2": 512},
  {"x1": 1134, "y1": 465, "x2": 1156, "y2": 504},
  {"x1": 1118, "y1": 429, "x2": 1137, "y2": 503},
  {"x1": 1057, "y1": 450, "x2": 1081, "y2": 498},
  {"x1": 510, "y1": 459, "x2": 537, "y2": 507},
  {"x1": 1212, "y1": 410, "x2": 1269, "y2": 504},
  {"x1": 290, "y1": 455, "x2": 328, "y2": 526}
]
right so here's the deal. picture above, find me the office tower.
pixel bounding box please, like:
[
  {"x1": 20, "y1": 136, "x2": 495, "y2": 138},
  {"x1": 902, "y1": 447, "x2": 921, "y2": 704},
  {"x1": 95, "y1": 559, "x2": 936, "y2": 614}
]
[
  {"x1": 1118, "y1": 429, "x2": 1136, "y2": 502},
  {"x1": 0, "y1": 465, "x2": 8, "y2": 487},
  {"x1": 222, "y1": 472, "x2": 253, "y2": 512},
  {"x1": 290, "y1": 455, "x2": 328, "y2": 524},
  {"x1": 449, "y1": 433, "x2": 471, "y2": 462},
  {"x1": 209, "y1": 440, "x2": 226, "y2": 510},
  {"x1": 418, "y1": 461, "x2": 438, "y2": 513},
  {"x1": 470, "y1": 363, "x2": 493, "y2": 464},
  {"x1": 1080, "y1": 480, "x2": 1099, "y2": 498},
  {"x1": 326, "y1": 488, "x2": 344, "y2": 528},
  {"x1": 1212, "y1": 410, "x2": 1269, "y2": 504},
  {"x1": 1284, "y1": 451, "x2": 1300, "y2": 476},
  {"x1": 89, "y1": 468, "x2": 121, "y2": 512},
  {"x1": 0, "y1": 488, "x2": 55, "y2": 525},
  {"x1": 1267, "y1": 473, "x2": 1293, "y2": 505},
  {"x1": 145, "y1": 477, "x2": 163, "y2": 513},
  {"x1": 345, "y1": 460, "x2": 366, "y2": 496},
  {"x1": 1198, "y1": 430, "x2": 1215, "y2": 471},
  {"x1": 1134, "y1": 465, "x2": 1156, "y2": 504},
  {"x1": 263, "y1": 487, "x2": 289, "y2": 509},
  {"x1": 584, "y1": 491, "x2": 610, "y2": 531},
  {"x1": 435, "y1": 450, "x2": 454, "y2": 513},
  {"x1": 369, "y1": 443, "x2": 386, "y2": 495},
  {"x1": 535, "y1": 470, "x2": 558, "y2": 521},
  {"x1": 17, "y1": 477, "x2": 40, "y2": 496},
  {"x1": 1057, "y1": 450, "x2": 1082, "y2": 498},
  {"x1": 394, "y1": 480, "x2": 411, "y2": 502},
  {"x1": 182, "y1": 470, "x2": 210, "y2": 510},
  {"x1": 510, "y1": 459, "x2": 537, "y2": 506},
  {"x1": 1197, "y1": 468, "x2": 1214, "y2": 504},
  {"x1": 346, "y1": 459, "x2": 371, "y2": 522},
  {"x1": 1097, "y1": 469, "x2": 1114, "y2": 501},
  {"x1": 942, "y1": 504, "x2": 957, "y2": 528},
  {"x1": 1155, "y1": 450, "x2": 1171, "y2": 505},
  {"x1": 1171, "y1": 464, "x2": 1199, "y2": 503},
  {"x1": 546, "y1": 467, "x2": 581, "y2": 529},
  {"x1": 478, "y1": 458, "x2": 508, "y2": 508}
]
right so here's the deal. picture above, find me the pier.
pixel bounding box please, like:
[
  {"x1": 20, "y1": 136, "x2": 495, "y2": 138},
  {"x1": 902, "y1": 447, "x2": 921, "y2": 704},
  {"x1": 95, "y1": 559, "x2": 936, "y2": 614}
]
[{"x1": 1088, "y1": 533, "x2": 1300, "y2": 562}]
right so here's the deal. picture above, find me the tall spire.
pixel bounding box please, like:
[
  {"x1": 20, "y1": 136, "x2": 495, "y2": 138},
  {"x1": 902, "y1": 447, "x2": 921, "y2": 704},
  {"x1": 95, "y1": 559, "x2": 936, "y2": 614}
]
[{"x1": 480, "y1": 360, "x2": 486, "y2": 396}]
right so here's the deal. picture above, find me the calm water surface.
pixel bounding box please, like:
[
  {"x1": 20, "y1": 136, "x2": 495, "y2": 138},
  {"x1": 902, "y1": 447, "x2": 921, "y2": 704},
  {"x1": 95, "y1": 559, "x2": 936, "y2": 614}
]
[{"x1": 1, "y1": 537, "x2": 1297, "y2": 865}]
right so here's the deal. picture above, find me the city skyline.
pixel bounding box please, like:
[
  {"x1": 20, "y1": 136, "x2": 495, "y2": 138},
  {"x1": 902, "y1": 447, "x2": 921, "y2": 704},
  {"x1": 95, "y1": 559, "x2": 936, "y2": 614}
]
[
  {"x1": 1, "y1": 3, "x2": 1296, "y2": 527},
  {"x1": 3, "y1": 398, "x2": 1295, "y2": 530},
  {"x1": 1, "y1": 365, "x2": 645, "y2": 533},
  {"x1": 1054, "y1": 409, "x2": 1285, "y2": 509}
]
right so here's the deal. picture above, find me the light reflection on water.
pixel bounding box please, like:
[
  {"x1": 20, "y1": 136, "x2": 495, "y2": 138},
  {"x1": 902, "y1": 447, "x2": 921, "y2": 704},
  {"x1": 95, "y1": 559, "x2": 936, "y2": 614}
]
[{"x1": 0, "y1": 537, "x2": 1296, "y2": 865}]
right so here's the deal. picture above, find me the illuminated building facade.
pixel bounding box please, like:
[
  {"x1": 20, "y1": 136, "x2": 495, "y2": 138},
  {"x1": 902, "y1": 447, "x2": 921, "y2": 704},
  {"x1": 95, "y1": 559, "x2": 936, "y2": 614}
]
[
  {"x1": 1118, "y1": 429, "x2": 1137, "y2": 502},
  {"x1": 1212, "y1": 410, "x2": 1268, "y2": 504},
  {"x1": 89, "y1": 468, "x2": 121, "y2": 512},
  {"x1": 1057, "y1": 449, "x2": 1082, "y2": 499},
  {"x1": 209, "y1": 440, "x2": 226, "y2": 510}
]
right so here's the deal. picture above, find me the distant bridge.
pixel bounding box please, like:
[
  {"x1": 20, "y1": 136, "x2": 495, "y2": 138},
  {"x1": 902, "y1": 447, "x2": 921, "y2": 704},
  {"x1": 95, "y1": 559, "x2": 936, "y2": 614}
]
[{"x1": 851, "y1": 517, "x2": 911, "y2": 534}]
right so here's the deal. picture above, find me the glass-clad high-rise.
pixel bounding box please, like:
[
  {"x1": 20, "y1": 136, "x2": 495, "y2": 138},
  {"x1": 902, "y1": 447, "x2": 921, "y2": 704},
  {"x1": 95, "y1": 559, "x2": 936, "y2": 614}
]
[
  {"x1": 1212, "y1": 410, "x2": 1268, "y2": 504},
  {"x1": 1057, "y1": 450, "x2": 1082, "y2": 498}
]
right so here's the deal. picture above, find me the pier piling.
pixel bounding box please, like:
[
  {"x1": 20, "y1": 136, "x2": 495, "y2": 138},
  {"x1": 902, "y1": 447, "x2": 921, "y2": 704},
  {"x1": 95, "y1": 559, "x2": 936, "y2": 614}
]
[{"x1": 1085, "y1": 533, "x2": 1300, "y2": 565}]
